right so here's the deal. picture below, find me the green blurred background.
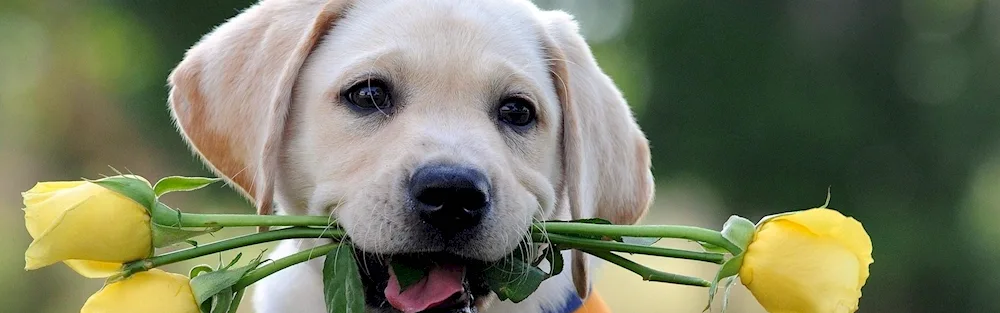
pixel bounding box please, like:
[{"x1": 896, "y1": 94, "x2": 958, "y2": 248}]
[{"x1": 2, "y1": 0, "x2": 998, "y2": 312}]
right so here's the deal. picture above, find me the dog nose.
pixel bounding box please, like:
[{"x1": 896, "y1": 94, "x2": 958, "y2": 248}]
[{"x1": 409, "y1": 164, "x2": 491, "y2": 233}]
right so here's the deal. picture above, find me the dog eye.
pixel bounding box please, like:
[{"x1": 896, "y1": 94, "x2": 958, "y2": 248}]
[
  {"x1": 343, "y1": 80, "x2": 392, "y2": 111},
  {"x1": 497, "y1": 97, "x2": 535, "y2": 127}
]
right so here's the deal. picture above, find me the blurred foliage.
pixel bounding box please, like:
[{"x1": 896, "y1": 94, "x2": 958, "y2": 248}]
[{"x1": 2, "y1": 0, "x2": 999, "y2": 312}]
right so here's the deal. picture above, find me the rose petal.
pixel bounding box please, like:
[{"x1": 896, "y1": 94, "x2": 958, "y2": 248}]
[{"x1": 81, "y1": 269, "x2": 200, "y2": 313}]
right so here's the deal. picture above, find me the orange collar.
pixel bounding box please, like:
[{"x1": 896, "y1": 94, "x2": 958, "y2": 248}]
[
  {"x1": 572, "y1": 292, "x2": 611, "y2": 313},
  {"x1": 556, "y1": 291, "x2": 610, "y2": 313}
]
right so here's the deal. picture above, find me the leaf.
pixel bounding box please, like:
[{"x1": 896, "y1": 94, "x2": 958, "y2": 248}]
[
  {"x1": 529, "y1": 247, "x2": 545, "y2": 267},
  {"x1": 151, "y1": 222, "x2": 221, "y2": 248},
  {"x1": 190, "y1": 264, "x2": 214, "y2": 278},
  {"x1": 543, "y1": 218, "x2": 622, "y2": 241},
  {"x1": 567, "y1": 218, "x2": 613, "y2": 224},
  {"x1": 210, "y1": 287, "x2": 234, "y2": 313},
  {"x1": 147, "y1": 202, "x2": 222, "y2": 248},
  {"x1": 755, "y1": 211, "x2": 798, "y2": 228},
  {"x1": 720, "y1": 276, "x2": 737, "y2": 313},
  {"x1": 544, "y1": 218, "x2": 613, "y2": 225},
  {"x1": 693, "y1": 241, "x2": 730, "y2": 254},
  {"x1": 389, "y1": 261, "x2": 428, "y2": 293},
  {"x1": 526, "y1": 243, "x2": 560, "y2": 267},
  {"x1": 154, "y1": 176, "x2": 222, "y2": 197},
  {"x1": 704, "y1": 253, "x2": 744, "y2": 312},
  {"x1": 225, "y1": 253, "x2": 244, "y2": 270},
  {"x1": 91, "y1": 175, "x2": 156, "y2": 211},
  {"x1": 150, "y1": 202, "x2": 183, "y2": 226},
  {"x1": 190, "y1": 255, "x2": 263, "y2": 309},
  {"x1": 191, "y1": 267, "x2": 249, "y2": 306},
  {"x1": 201, "y1": 299, "x2": 213, "y2": 313},
  {"x1": 323, "y1": 244, "x2": 365, "y2": 313},
  {"x1": 543, "y1": 248, "x2": 564, "y2": 277},
  {"x1": 622, "y1": 236, "x2": 660, "y2": 246},
  {"x1": 820, "y1": 187, "x2": 832, "y2": 208},
  {"x1": 483, "y1": 257, "x2": 548, "y2": 303},
  {"x1": 720, "y1": 215, "x2": 755, "y2": 253}
]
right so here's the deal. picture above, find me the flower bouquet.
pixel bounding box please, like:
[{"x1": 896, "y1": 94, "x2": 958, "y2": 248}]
[{"x1": 22, "y1": 174, "x2": 872, "y2": 313}]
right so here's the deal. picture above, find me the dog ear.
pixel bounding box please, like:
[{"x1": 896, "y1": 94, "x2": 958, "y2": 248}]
[
  {"x1": 168, "y1": 0, "x2": 351, "y2": 226},
  {"x1": 540, "y1": 11, "x2": 655, "y2": 299}
]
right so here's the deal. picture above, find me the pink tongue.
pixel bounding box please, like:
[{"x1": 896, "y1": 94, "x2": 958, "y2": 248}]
[{"x1": 385, "y1": 264, "x2": 465, "y2": 313}]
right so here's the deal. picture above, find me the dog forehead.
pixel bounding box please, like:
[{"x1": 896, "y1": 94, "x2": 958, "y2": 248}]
[
  {"x1": 346, "y1": 0, "x2": 541, "y2": 43},
  {"x1": 298, "y1": 0, "x2": 562, "y2": 119},
  {"x1": 329, "y1": 0, "x2": 550, "y2": 77}
]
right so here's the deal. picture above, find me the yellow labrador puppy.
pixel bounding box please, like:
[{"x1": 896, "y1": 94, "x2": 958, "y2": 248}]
[{"x1": 167, "y1": 0, "x2": 653, "y2": 312}]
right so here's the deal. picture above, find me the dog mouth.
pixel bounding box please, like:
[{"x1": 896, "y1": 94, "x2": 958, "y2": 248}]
[{"x1": 357, "y1": 250, "x2": 492, "y2": 313}]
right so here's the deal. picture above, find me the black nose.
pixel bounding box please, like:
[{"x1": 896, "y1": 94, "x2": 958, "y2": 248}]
[{"x1": 409, "y1": 164, "x2": 491, "y2": 233}]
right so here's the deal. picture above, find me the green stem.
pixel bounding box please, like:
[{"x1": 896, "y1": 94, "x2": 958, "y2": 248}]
[
  {"x1": 535, "y1": 222, "x2": 741, "y2": 254},
  {"x1": 532, "y1": 233, "x2": 724, "y2": 264},
  {"x1": 233, "y1": 243, "x2": 338, "y2": 290},
  {"x1": 152, "y1": 207, "x2": 334, "y2": 228},
  {"x1": 584, "y1": 249, "x2": 710, "y2": 287},
  {"x1": 123, "y1": 227, "x2": 344, "y2": 274},
  {"x1": 178, "y1": 213, "x2": 334, "y2": 228},
  {"x1": 226, "y1": 288, "x2": 247, "y2": 313}
]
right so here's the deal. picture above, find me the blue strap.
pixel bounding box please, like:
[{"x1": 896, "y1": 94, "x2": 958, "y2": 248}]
[{"x1": 547, "y1": 292, "x2": 583, "y2": 313}]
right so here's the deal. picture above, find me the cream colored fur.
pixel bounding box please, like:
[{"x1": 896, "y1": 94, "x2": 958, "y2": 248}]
[{"x1": 168, "y1": 1, "x2": 653, "y2": 312}]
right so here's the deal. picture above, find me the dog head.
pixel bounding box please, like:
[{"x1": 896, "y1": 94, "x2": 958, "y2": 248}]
[{"x1": 168, "y1": 0, "x2": 653, "y2": 311}]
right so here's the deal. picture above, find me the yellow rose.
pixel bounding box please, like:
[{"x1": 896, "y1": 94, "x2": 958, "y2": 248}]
[
  {"x1": 23, "y1": 177, "x2": 153, "y2": 278},
  {"x1": 739, "y1": 208, "x2": 873, "y2": 313},
  {"x1": 81, "y1": 269, "x2": 200, "y2": 313}
]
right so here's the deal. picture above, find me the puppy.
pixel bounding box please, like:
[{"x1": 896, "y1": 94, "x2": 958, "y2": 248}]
[{"x1": 167, "y1": 0, "x2": 653, "y2": 312}]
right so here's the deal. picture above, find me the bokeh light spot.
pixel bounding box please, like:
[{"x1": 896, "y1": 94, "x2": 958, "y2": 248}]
[{"x1": 894, "y1": 40, "x2": 970, "y2": 105}]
